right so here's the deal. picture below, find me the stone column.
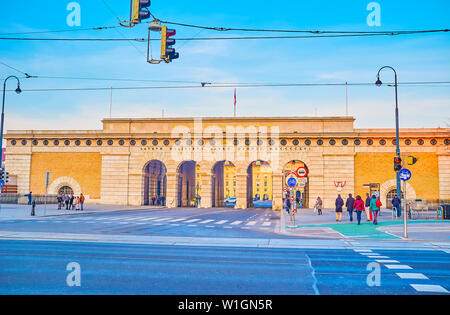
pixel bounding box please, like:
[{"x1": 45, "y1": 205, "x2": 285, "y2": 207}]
[
  {"x1": 166, "y1": 172, "x2": 178, "y2": 208},
  {"x1": 272, "y1": 174, "x2": 283, "y2": 211},
  {"x1": 235, "y1": 171, "x2": 248, "y2": 210},
  {"x1": 199, "y1": 171, "x2": 212, "y2": 208}
]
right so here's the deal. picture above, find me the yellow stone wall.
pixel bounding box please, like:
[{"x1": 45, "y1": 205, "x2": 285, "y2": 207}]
[
  {"x1": 30, "y1": 153, "x2": 102, "y2": 199},
  {"x1": 355, "y1": 153, "x2": 440, "y2": 202},
  {"x1": 223, "y1": 163, "x2": 236, "y2": 198},
  {"x1": 252, "y1": 163, "x2": 273, "y2": 200}
]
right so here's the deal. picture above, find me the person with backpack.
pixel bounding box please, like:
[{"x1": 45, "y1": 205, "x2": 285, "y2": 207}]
[
  {"x1": 346, "y1": 194, "x2": 356, "y2": 222},
  {"x1": 365, "y1": 193, "x2": 373, "y2": 222},
  {"x1": 335, "y1": 195, "x2": 344, "y2": 222},
  {"x1": 370, "y1": 195, "x2": 382, "y2": 225}
]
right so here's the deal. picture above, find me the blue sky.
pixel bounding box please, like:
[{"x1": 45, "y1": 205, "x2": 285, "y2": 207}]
[{"x1": 0, "y1": 0, "x2": 449, "y2": 131}]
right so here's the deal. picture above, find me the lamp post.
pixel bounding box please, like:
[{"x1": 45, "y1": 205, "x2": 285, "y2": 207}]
[
  {"x1": 1, "y1": 76, "x2": 22, "y2": 166},
  {"x1": 375, "y1": 66, "x2": 402, "y2": 217}
]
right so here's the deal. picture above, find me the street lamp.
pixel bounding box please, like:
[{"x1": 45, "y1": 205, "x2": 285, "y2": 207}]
[
  {"x1": 1, "y1": 76, "x2": 22, "y2": 167},
  {"x1": 375, "y1": 66, "x2": 402, "y2": 218}
]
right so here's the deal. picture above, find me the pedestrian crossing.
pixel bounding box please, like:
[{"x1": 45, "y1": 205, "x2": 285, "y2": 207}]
[{"x1": 38, "y1": 214, "x2": 276, "y2": 229}]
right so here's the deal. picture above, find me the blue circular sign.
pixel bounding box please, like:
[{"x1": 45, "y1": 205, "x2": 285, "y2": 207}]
[
  {"x1": 287, "y1": 177, "x2": 297, "y2": 187},
  {"x1": 399, "y1": 169, "x2": 412, "y2": 182}
]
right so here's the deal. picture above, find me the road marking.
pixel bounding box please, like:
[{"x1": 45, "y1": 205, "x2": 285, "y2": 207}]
[
  {"x1": 396, "y1": 273, "x2": 429, "y2": 280},
  {"x1": 384, "y1": 265, "x2": 413, "y2": 270},
  {"x1": 185, "y1": 219, "x2": 201, "y2": 223},
  {"x1": 262, "y1": 222, "x2": 272, "y2": 226},
  {"x1": 368, "y1": 256, "x2": 390, "y2": 259},
  {"x1": 231, "y1": 221, "x2": 243, "y2": 225},
  {"x1": 353, "y1": 249, "x2": 373, "y2": 253},
  {"x1": 410, "y1": 284, "x2": 449, "y2": 293},
  {"x1": 246, "y1": 221, "x2": 257, "y2": 226},
  {"x1": 376, "y1": 260, "x2": 400, "y2": 264},
  {"x1": 360, "y1": 253, "x2": 378, "y2": 256},
  {"x1": 199, "y1": 220, "x2": 214, "y2": 224},
  {"x1": 215, "y1": 220, "x2": 228, "y2": 225},
  {"x1": 137, "y1": 218, "x2": 156, "y2": 222},
  {"x1": 153, "y1": 218, "x2": 172, "y2": 222},
  {"x1": 167, "y1": 218, "x2": 187, "y2": 222}
]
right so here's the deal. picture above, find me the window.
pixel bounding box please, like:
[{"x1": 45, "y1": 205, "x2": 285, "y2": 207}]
[
  {"x1": 54, "y1": 140, "x2": 60, "y2": 146},
  {"x1": 197, "y1": 140, "x2": 204, "y2": 146},
  {"x1": 342, "y1": 139, "x2": 349, "y2": 146},
  {"x1": 141, "y1": 140, "x2": 147, "y2": 146},
  {"x1": 329, "y1": 139, "x2": 336, "y2": 146},
  {"x1": 86, "y1": 140, "x2": 92, "y2": 146},
  {"x1": 305, "y1": 139, "x2": 311, "y2": 146},
  {"x1": 11, "y1": 140, "x2": 17, "y2": 146},
  {"x1": 163, "y1": 140, "x2": 170, "y2": 146},
  {"x1": 418, "y1": 139, "x2": 424, "y2": 146},
  {"x1": 152, "y1": 140, "x2": 159, "y2": 146},
  {"x1": 108, "y1": 140, "x2": 114, "y2": 146},
  {"x1": 21, "y1": 140, "x2": 27, "y2": 146},
  {"x1": 32, "y1": 140, "x2": 38, "y2": 146},
  {"x1": 317, "y1": 139, "x2": 323, "y2": 146},
  {"x1": 380, "y1": 139, "x2": 386, "y2": 146},
  {"x1": 405, "y1": 139, "x2": 412, "y2": 146},
  {"x1": 58, "y1": 186, "x2": 74, "y2": 195},
  {"x1": 234, "y1": 139, "x2": 239, "y2": 146},
  {"x1": 354, "y1": 139, "x2": 361, "y2": 146},
  {"x1": 210, "y1": 140, "x2": 216, "y2": 146},
  {"x1": 75, "y1": 140, "x2": 81, "y2": 146},
  {"x1": 367, "y1": 139, "x2": 374, "y2": 146},
  {"x1": 43, "y1": 140, "x2": 49, "y2": 146},
  {"x1": 245, "y1": 139, "x2": 251, "y2": 146},
  {"x1": 280, "y1": 140, "x2": 287, "y2": 146},
  {"x1": 293, "y1": 139, "x2": 299, "y2": 146},
  {"x1": 445, "y1": 139, "x2": 449, "y2": 146},
  {"x1": 97, "y1": 140, "x2": 103, "y2": 146},
  {"x1": 431, "y1": 139, "x2": 437, "y2": 146},
  {"x1": 119, "y1": 140, "x2": 125, "y2": 146},
  {"x1": 64, "y1": 140, "x2": 70, "y2": 146},
  {"x1": 257, "y1": 139, "x2": 263, "y2": 146}
]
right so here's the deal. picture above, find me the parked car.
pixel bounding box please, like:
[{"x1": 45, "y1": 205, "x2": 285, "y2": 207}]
[{"x1": 224, "y1": 197, "x2": 237, "y2": 207}]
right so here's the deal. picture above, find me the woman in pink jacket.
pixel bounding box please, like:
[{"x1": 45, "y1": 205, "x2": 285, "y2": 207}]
[{"x1": 353, "y1": 195, "x2": 365, "y2": 225}]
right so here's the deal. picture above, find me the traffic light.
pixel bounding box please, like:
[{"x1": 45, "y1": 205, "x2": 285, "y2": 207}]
[
  {"x1": 132, "y1": 0, "x2": 151, "y2": 24},
  {"x1": 4, "y1": 171, "x2": 8, "y2": 183},
  {"x1": 394, "y1": 157, "x2": 403, "y2": 172},
  {"x1": 407, "y1": 155, "x2": 419, "y2": 166},
  {"x1": 161, "y1": 26, "x2": 179, "y2": 63}
]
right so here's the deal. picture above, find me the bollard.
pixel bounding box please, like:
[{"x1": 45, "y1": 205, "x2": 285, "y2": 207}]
[{"x1": 31, "y1": 200, "x2": 36, "y2": 216}]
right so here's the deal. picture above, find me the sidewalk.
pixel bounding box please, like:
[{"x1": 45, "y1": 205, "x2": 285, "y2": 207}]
[
  {"x1": 279, "y1": 208, "x2": 450, "y2": 242},
  {"x1": 0, "y1": 204, "x2": 165, "y2": 220}
]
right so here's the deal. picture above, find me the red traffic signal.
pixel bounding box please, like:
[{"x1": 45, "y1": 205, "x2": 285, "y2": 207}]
[{"x1": 394, "y1": 157, "x2": 402, "y2": 172}]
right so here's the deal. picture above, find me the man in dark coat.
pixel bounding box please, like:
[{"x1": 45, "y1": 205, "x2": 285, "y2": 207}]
[
  {"x1": 392, "y1": 195, "x2": 401, "y2": 217},
  {"x1": 335, "y1": 195, "x2": 344, "y2": 222},
  {"x1": 346, "y1": 194, "x2": 356, "y2": 222}
]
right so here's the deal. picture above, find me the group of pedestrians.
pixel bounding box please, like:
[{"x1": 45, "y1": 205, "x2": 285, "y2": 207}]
[
  {"x1": 334, "y1": 193, "x2": 383, "y2": 225},
  {"x1": 57, "y1": 193, "x2": 85, "y2": 211}
]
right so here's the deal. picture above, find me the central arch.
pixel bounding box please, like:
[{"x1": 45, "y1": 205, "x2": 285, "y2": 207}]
[
  {"x1": 211, "y1": 161, "x2": 236, "y2": 207},
  {"x1": 247, "y1": 160, "x2": 273, "y2": 209},
  {"x1": 143, "y1": 160, "x2": 167, "y2": 206}
]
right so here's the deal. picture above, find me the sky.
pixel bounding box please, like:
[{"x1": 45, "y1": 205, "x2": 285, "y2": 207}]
[{"x1": 0, "y1": 0, "x2": 449, "y2": 131}]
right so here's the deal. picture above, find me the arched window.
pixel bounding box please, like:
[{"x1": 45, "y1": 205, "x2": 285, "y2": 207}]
[{"x1": 58, "y1": 186, "x2": 74, "y2": 195}]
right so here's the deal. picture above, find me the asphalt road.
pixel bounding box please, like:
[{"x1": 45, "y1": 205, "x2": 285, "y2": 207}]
[
  {"x1": 0, "y1": 239, "x2": 448, "y2": 295},
  {"x1": 0, "y1": 208, "x2": 283, "y2": 238}
]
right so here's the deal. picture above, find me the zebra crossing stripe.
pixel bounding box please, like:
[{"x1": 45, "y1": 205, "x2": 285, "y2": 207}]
[
  {"x1": 231, "y1": 221, "x2": 243, "y2": 225},
  {"x1": 199, "y1": 220, "x2": 214, "y2": 224},
  {"x1": 185, "y1": 219, "x2": 201, "y2": 223},
  {"x1": 153, "y1": 218, "x2": 172, "y2": 222},
  {"x1": 246, "y1": 221, "x2": 257, "y2": 226},
  {"x1": 168, "y1": 218, "x2": 187, "y2": 223},
  {"x1": 215, "y1": 220, "x2": 228, "y2": 225},
  {"x1": 262, "y1": 222, "x2": 272, "y2": 226},
  {"x1": 396, "y1": 273, "x2": 429, "y2": 280},
  {"x1": 410, "y1": 284, "x2": 449, "y2": 293}
]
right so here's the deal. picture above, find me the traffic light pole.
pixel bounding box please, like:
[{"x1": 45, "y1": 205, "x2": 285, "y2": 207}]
[{"x1": 402, "y1": 153, "x2": 408, "y2": 238}]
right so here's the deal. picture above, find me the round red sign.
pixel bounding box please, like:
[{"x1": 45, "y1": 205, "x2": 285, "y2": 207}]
[{"x1": 296, "y1": 167, "x2": 308, "y2": 178}]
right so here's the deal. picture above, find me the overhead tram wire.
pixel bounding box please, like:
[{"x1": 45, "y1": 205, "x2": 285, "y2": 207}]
[
  {"x1": 0, "y1": 60, "x2": 35, "y2": 78},
  {"x1": 0, "y1": 26, "x2": 121, "y2": 36},
  {"x1": 1, "y1": 29, "x2": 448, "y2": 42},
  {"x1": 5, "y1": 81, "x2": 450, "y2": 93}
]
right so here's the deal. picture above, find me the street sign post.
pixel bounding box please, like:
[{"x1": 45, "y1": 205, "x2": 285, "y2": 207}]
[
  {"x1": 287, "y1": 177, "x2": 297, "y2": 188},
  {"x1": 44, "y1": 172, "x2": 51, "y2": 215},
  {"x1": 400, "y1": 166, "x2": 412, "y2": 238}
]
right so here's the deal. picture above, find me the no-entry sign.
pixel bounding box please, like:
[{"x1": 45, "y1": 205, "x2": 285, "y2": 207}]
[{"x1": 296, "y1": 167, "x2": 308, "y2": 178}]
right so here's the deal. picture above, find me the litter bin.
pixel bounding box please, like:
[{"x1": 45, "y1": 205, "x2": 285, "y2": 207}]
[{"x1": 443, "y1": 204, "x2": 450, "y2": 220}]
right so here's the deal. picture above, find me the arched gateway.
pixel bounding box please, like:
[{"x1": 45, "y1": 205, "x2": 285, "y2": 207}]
[{"x1": 143, "y1": 160, "x2": 167, "y2": 206}]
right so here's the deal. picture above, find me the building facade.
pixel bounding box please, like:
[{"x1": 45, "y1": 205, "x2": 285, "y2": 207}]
[{"x1": 4, "y1": 117, "x2": 450, "y2": 209}]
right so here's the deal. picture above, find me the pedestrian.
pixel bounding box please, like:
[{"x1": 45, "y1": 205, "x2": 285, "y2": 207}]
[
  {"x1": 152, "y1": 196, "x2": 156, "y2": 206},
  {"x1": 31, "y1": 199, "x2": 36, "y2": 216},
  {"x1": 25, "y1": 192, "x2": 33, "y2": 205},
  {"x1": 365, "y1": 193, "x2": 373, "y2": 222},
  {"x1": 65, "y1": 194, "x2": 70, "y2": 210},
  {"x1": 392, "y1": 194, "x2": 401, "y2": 217},
  {"x1": 314, "y1": 197, "x2": 323, "y2": 215},
  {"x1": 57, "y1": 194, "x2": 62, "y2": 210},
  {"x1": 80, "y1": 193, "x2": 85, "y2": 211},
  {"x1": 353, "y1": 195, "x2": 365, "y2": 225},
  {"x1": 370, "y1": 195, "x2": 381, "y2": 225},
  {"x1": 69, "y1": 194, "x2": 74, "y2": 210},
  {"x1": 346, "y1": 194, "x2": 355, "y2": 222},
  {"x1": 335, "y1": 195, "x2": 344, "y2": 222}
]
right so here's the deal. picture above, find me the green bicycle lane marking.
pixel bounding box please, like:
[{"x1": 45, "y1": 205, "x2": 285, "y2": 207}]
[{"x1": 286, "y1": 220, "x2": 449, "y2": 240}]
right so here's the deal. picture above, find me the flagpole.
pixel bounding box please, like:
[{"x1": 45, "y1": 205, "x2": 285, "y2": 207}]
[{"x1": 234, "y1": 89, "x2": 237, "y2": 117}]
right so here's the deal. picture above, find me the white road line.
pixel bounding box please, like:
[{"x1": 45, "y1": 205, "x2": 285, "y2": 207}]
[
  {"x1": 376, "y1": 260, "x2": 400, "y2": 264},
  {"x1": 137, "y1": 218, "x2": 156, "y2": 222},
  {"x1": 410, "y1": 284, "x2": 449, "y2": 293},
  {"x1": 360, "y1": 253, "x2": 379, "y2": 256},
  {"x1": 262, "y1": 222, "x2": 272, "y2": 226},
  {"x1": 167, "y1": 218, "x2": 187, "y2": 222},
  {"x1": 384, "y1": 265, "x2": 413, "y2": 270},
  {"x1": 353, "y1": 249, "x2": 373, "y2": 253},
  {"x1": 368, "y1": 256, "x2": 390, "y2": 259},
  {"x1": 246, "y1": 221, "x2": 257, "y2": 226},
  {"x1": 396, "y1": 273, "x2": 429, "y2": 280},
  {"x1": 185, "y1": 219, "x2": 201, "y2": 223},
  {"x1": 215, "y1": 220, "x2": 228, "y2": 225},
  {"x1": 153, "y1": 218, "x2": 172, "y2": 222},
  {"x1": 199, "y1": 220, "x2": 214, "y2": 224},
  {"x1": 231, "y1": 221, "x2": 243, "y2": 225}
]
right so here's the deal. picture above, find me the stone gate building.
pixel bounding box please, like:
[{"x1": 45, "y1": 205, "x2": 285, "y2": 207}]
[{"x1": 4, "y1": 117, "x2": 450, "y2": 209}]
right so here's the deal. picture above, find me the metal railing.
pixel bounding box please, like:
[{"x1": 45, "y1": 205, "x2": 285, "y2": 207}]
[{"x1": 0, "y1": 194, "x2": 58, "y2": 205}]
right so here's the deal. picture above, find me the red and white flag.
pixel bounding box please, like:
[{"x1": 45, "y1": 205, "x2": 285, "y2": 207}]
[{"x1": 233, "y1": 89, "x2": 237, "y2": 117}]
